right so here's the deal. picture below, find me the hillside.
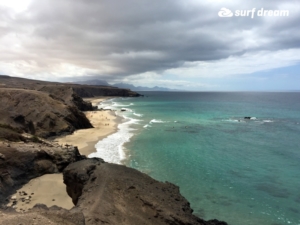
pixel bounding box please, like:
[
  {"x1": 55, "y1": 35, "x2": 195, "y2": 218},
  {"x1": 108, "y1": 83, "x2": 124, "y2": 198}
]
[{"x1": 0, "y1": 75, "x2": 141, "y2": 139}]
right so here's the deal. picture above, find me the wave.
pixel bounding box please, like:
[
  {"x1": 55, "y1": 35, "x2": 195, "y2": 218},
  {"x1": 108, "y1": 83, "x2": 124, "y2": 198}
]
[
  {"x1": 117, "y1": 104, "x2": 132, "y2": 107},
  {"x1": 144, "y1": 118, "x2": 168, "y2": 128},
  {"x1": 103, "y1": 106, "x2": 113, "y2": 110},
  {"x1": 224, "y1": 118, "x2": 275, "y2": 124},
  {"x1": 88, "y1": 116, "x2": 140, "y2": 164},
  {"x1": 263, "y1": 120, "x2": 273, "y2": 123},
  {"x1": 99, "y1": 99, "x2": 133, "y2": 110},
  {"x1": 149, "y1": 119, "x2": 168, "y2": 124},
  {"x1": 122, "y1": 115, "x2": 142, "y2": 122},
  {"x1": 133, "y1": 112, "x2": 143, "y2": 117},
  {"x1": 223, "y1": 119, "x2": 244, "y2": 123}
]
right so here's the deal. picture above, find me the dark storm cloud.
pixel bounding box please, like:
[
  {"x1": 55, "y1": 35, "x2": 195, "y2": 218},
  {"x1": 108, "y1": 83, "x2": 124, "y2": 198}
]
[
  {"x1": 3, "y1": 0, "x2": 300, "y2": 80},
  {"x1": 258, "y1": 13, "x2": 300, "y2": 51}
]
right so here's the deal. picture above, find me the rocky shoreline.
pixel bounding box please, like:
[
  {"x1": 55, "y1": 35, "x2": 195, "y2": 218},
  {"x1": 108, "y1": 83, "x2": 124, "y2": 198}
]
[
  {"x1": 0, "y1": 140, "x2": 228, "y2": 225},
  {"x1": 63, "y1": 158, "x2": 228, "y2": 225},
  {"x1": 0, "y1": 140, "x2": 84, "y2": 207},
  {"x1": 0, "y1": 75, "x2": 227, "y2": 224}
]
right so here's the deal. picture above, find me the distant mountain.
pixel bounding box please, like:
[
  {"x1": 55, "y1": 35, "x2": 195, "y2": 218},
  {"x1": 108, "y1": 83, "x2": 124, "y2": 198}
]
[
  {"x1": 73, "y1": 79, "x2": 179, "y2": 91},
  {"x1": 74, "y1": 79, "x2": 110, "y2": 86},
  {"x1": 113, "y1": 82, "x2": 178, "y2": 91}
]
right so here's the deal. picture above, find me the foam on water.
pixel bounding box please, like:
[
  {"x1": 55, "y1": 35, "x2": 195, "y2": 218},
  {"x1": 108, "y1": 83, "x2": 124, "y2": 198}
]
[
  {"x1": 89, "y1": 116, "x2": 140, "y2": 164},
  {"x1": 133, "y1": 112, "x2": 143, "y2": 117},
  {"x1": 224, "y1": 119, "x2": 239, "y2": 122},
  {"x1": 263, "y1": 120, "x2": 273, "y2": 123},
  {"x1": 223, "y1": 118, "x2": 276, "y2": 124},
  {"x1": 143, "y1": 124, "x2": 151, "y2": 128},
  {"x1": 116, "y1": 103, "x2": 132, "y2": 107},
  {"x1": 112, "y1": 102, "x2": 133, "y2": 107},
  {"x1": 149, "y1": 119, "x2": 168, "y2": 124},
  {"x1": 88, "y1": 98, "x2": 141, "y2": 164}
]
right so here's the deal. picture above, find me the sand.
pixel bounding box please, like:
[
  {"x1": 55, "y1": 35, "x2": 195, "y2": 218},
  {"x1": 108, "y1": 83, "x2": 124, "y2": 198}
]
[
  {"x1": 8, "y1": 97, "x2": 121, "y2": 212},
  {"x1": 55, "y1": 97, "x2": 120, "y2": 156},
  {"x1": 7, "y1": 174, "x2": 73, "y2": 212}
]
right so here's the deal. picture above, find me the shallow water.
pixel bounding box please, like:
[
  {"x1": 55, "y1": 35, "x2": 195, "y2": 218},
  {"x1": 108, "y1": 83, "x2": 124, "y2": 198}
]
[{"x1": 94, "y1": 92, "x2": 300, "y2": 225}]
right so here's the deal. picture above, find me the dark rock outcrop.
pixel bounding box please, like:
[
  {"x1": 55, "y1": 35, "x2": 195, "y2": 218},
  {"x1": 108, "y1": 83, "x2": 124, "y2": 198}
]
[
  {"x1": 0, "y1": 75, "x2": 141, "y2": 137},
  {"x1": 71, "y1": 86, "x2": 141, "y2": 98},
  {"x1": 38, "y1": 85, "x2": 94, "y2": 111},
  {"x1": 71, "y1": 93, "x2": 93, "y2": 111},
  {"x1": 63, "y1": 158, "x2": 227, "y2": 225},
  {"x1": 0, "y1": 141, "x2": 84, "y2": 206},
  {"x1": 0, "y1": 88, "x2": 92, "y2": 138}
]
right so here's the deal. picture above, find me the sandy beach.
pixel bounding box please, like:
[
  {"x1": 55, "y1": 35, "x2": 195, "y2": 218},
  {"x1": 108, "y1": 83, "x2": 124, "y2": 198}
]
[
  {"x1": 8, "y1": 97, "x2": 121, "y2": 212},
  {"x1": 55, "y1": 97, "x2": 120, "y2": 156}
]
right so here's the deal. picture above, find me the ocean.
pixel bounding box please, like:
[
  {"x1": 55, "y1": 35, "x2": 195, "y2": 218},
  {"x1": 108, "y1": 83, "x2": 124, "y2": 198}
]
[{"x1": 91, "y1": 92, "x2": 300, "y2": 225}]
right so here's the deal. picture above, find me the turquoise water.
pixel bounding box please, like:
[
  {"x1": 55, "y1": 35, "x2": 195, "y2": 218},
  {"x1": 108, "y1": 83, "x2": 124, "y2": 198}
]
[{"x1": 99, "y1": 92, "x2": 300, "y2": 225}]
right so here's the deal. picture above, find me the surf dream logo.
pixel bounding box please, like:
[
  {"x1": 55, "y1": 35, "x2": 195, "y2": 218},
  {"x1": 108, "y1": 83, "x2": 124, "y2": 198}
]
[
  {"x1": 218, "y1": 8, "x2": 233, "y2": 17},
  {"x1": 218, "y1": 8, "x2": 289, "y2": 19}
]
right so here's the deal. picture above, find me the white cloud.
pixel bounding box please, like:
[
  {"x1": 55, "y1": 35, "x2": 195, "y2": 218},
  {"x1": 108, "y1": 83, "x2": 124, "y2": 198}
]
[
  {"x1": 165, "y1": 48, "x2": 300, "y2": 78},
  {"x1": 0, "y1": 0, "x2": 33, "y2": 13}
]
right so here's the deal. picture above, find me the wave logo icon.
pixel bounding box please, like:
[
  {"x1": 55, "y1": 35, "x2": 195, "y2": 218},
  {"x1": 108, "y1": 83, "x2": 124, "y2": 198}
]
[{"x1": 218, "y1": 8, "x2": 233, "y2": 17}]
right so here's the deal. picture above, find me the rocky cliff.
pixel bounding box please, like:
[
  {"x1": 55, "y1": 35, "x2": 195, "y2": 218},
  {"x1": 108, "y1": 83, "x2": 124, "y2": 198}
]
[
  {"x1": 0, "y1": 141, "x2": 84, "y2": 206},
  {"x1": 71, "y1": 86, "x2": 140, "y2": 98},
  {"x1": 0, "y1": 75, "x2": 141, "y2": 99},
  {"x1": 0, "y1": 75, "x2": 141, "y2": 138},
  {"x1": 63, "y1": 158, "x2": 227, "y2": 225},
  {"x1": 0, "y1": 88, "x2": 92, "y2": 138}
]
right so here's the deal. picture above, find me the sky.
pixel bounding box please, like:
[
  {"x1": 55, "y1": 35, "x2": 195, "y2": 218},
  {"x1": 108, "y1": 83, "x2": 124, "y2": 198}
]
[{"x1": 0, "y1": 0, "x2": 300, "y2": 91}]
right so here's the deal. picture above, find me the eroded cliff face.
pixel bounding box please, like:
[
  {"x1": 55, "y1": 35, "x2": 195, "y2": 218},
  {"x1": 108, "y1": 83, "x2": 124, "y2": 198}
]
[
  {"x1": 71, "y1": 86, "x2": 141, "y2": 98},
  {"x1": 63, "y1": 159, "x2": 228, "y2": 225},
  {"x1": 0, "y1": 75, "x2": 141, "y2": 99},
  {"x1": 37, "y1": 85, "x2": 94, "y2": 111},
  {"x1": 0, "y1": 141, "x2": 84, "y2": 206},
  {"x1": 0, "y1": 75, "x2": 141, "y2": 138},
  {"x1": 0, "y1": 88, "x2": 93, "y2": 138}
]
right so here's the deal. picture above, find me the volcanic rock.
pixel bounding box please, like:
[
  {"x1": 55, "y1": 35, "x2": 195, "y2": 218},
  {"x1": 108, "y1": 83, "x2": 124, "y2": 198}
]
[
  {"x1": 0, "y1": 88, "x2": 92, "y2": 138},
  {"x1": 63, "y1": 158, "x2": 227, "y2": 225},
  {"x1": 0, "y1": 141, "x2": 84, "y2": 206}
]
